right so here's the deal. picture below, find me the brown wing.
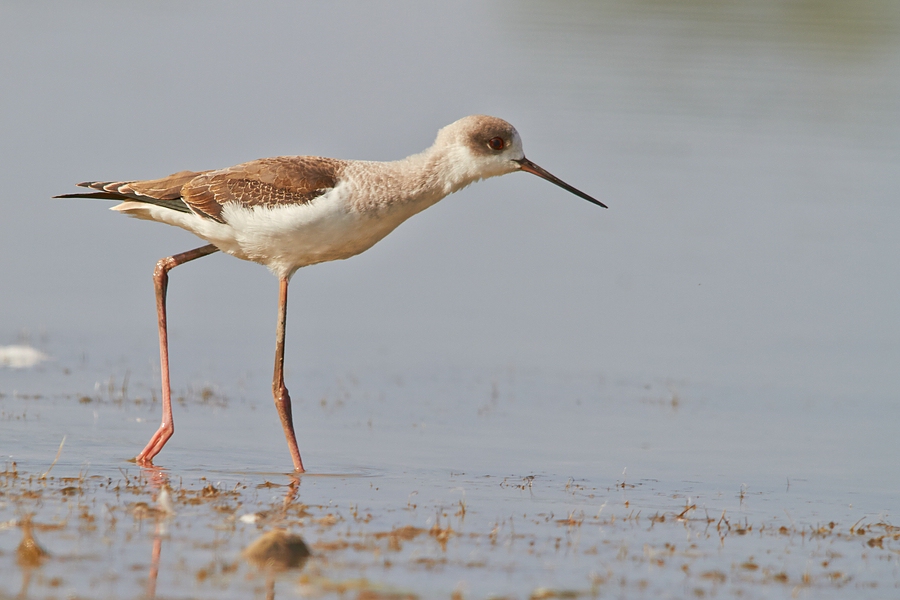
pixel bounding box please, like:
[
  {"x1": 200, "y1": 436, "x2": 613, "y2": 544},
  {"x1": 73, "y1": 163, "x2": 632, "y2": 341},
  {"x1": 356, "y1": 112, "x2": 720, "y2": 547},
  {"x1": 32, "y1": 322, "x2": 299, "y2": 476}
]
[
  {"x1": 181, "y1": 157, "x2": 342, "y2": 223},
  {"x1": 56, "y1": 170, "x2": 212, "y2": 214},
  {"x1": 115, "y1": 170, "x2": 207, "y2": 200}
]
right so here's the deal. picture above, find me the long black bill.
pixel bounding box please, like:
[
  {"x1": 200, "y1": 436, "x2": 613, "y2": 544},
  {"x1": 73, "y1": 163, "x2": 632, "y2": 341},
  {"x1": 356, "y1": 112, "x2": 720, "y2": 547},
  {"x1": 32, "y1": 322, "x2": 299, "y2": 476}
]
[{"x1": 515, "y1": 158, "x2": 607, "y2": 208}]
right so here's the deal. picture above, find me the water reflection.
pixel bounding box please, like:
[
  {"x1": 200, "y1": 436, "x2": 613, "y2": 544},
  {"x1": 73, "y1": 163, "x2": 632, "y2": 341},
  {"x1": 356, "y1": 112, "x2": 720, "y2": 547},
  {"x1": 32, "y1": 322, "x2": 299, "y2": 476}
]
[
  {"x1": 516, "y1": 0, "x2": 900, "y2": 54},
  {"x1": 508, "y1": 0, "x2": 900, "y2": 131},
  {"x1": 146, "y1": 528, "x2": 163, "y2": 600},
  {"x1": 138, "y1": 469, "x2": 307, "y2": 599},
  {"x1": 238, "y1": 477, "x2": 309, "y2": 600},
  {"x1": 779, "y1": 0, "x2": 900, "y2": 51},
  {"x1": 133, "y1": 478, "x2": 175, "y2": 600}
]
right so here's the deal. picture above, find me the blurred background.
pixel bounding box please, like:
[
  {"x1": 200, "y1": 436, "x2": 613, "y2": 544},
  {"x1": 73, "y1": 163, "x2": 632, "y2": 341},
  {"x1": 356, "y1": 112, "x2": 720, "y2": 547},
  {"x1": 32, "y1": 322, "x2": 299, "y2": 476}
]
[{"x1": 2, "y1": 0, "x2": 898, "y2": 401}]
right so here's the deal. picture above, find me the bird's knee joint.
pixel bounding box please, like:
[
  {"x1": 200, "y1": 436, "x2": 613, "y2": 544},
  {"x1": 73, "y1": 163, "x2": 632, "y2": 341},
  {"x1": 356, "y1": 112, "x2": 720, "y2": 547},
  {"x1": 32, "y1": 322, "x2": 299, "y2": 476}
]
[
  {"x1": 154, "y1": 257, "x2": 176, "y2": 284},
  {"x1": 273, "y1": 385, "x2": 290, "y2": 402}
]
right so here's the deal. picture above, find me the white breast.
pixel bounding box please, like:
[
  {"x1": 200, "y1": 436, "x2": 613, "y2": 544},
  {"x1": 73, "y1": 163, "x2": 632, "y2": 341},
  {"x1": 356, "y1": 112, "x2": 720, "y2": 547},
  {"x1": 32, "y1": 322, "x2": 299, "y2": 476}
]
[{"x1": 190, "y1": 183, "x2": 413, "y2": 279}]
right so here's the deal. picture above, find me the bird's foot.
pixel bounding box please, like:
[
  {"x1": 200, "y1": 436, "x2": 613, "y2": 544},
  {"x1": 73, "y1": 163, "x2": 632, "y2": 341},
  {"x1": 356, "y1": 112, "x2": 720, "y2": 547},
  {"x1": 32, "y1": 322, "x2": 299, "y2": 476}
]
[{"x1": 136, "y1": 423, "x2": 174, "y2": 464}]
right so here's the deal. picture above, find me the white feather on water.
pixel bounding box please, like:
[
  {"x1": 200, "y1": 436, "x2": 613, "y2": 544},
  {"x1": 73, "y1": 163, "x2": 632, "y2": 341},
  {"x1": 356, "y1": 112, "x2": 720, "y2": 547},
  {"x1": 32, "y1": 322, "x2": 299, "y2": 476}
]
[{"x1": 0, "y1": 345, "x2": 49, "y2": 369}]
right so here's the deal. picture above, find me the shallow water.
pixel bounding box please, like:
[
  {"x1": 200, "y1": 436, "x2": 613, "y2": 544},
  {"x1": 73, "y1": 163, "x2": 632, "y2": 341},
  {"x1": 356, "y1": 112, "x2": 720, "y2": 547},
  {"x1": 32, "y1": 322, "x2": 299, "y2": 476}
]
[
  {"x1": 2, "y1": 358, "x2": 899, "y2": 598},
  {"x1": 2, "y1": 1, "x2": 900, "y2": 597}
]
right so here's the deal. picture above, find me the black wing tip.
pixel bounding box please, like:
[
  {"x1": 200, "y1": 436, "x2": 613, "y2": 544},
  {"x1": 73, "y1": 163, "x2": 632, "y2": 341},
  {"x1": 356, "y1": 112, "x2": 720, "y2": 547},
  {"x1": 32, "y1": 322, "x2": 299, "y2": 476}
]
[
  {"x1": 53, "y1": 181, "x2": 114, "y2": 198},
  {"x1": 53, "y1": 191, "x2": 126, "y2": 200}
]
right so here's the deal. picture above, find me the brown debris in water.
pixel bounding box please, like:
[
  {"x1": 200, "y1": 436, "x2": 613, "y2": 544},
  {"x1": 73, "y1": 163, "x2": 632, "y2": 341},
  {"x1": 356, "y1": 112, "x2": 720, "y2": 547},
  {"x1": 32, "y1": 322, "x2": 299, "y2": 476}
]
[
  {"x1": 373, "y1": 525, "x2": 425, "y2": 552},
  {"x1": 357, "y1": 589, "x2": 418, "y2": 600},
  {"x1": 242, "y1": 529, "x2": 310, "y2": 572},
  {"x1": 16, "y1": 517, "x2": 49, "y2": 567},
  {"x1": 429, "y1": 523, "x2": 455, "y2": 550},
  {"x1": 1, "y1": 460, "x2": 897, "y2": 598}
]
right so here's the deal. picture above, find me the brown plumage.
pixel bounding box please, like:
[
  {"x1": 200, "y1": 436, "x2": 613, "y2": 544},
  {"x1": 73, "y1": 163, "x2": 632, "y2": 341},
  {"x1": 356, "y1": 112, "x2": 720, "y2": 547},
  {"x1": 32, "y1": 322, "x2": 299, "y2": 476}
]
[
  {"x1": 56, "y1": 170, "x2": 206, "y2": 214},
  {"x1": 56, "y1": 157, "x2": 342, "y2": 224},
  {"x1": 181, "y1": 157, "x2": 341, "y2": 223}
]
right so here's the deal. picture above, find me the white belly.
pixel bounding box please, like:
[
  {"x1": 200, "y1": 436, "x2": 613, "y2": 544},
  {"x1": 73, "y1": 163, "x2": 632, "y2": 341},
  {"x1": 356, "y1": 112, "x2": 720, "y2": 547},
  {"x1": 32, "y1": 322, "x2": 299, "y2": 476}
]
[
  {"x1": 113, "y1": 185, "x2": 416, "y2": 280},
  {"x1": 217, "y1": 193, "x2": 408, "y2": 278}
]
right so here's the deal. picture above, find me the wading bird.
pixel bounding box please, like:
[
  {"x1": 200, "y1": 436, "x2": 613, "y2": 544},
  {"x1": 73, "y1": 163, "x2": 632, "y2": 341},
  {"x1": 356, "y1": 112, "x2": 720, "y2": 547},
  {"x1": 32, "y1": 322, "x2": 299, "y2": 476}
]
[{"x1": 57, "y1": 115, "x2": 605, "y2": 472}]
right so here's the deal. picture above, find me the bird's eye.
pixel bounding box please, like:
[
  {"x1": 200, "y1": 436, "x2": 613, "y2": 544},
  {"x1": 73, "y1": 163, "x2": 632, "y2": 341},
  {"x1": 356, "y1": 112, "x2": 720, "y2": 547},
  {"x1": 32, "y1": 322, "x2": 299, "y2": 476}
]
[{"x1": 487, "y1": 137, "x2": 505, "y2": 151}]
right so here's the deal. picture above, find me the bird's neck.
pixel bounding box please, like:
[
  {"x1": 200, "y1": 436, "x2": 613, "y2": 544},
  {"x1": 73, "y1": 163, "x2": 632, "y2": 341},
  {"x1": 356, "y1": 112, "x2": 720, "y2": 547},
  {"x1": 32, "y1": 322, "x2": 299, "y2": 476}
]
[
  {"x1": 346, "y1": 144, "x2": 484, "y2": 215},
  {"x1": 397, "y1": 144, "x2": 485, "y2": 201}
]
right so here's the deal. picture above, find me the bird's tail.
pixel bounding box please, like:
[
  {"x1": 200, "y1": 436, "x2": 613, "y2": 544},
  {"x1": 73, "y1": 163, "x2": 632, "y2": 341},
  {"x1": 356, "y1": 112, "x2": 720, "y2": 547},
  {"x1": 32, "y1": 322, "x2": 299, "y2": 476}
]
[{"x1": 53, "y1": 170, "x2": 211, "y2": 214}]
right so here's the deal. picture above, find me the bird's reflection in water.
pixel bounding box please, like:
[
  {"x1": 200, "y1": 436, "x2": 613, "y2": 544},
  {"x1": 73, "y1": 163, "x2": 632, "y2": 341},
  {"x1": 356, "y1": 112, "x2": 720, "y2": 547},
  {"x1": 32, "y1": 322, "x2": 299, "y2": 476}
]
[
  {"x1": 137, "y1": 465, "x2": 176, "y2": 600},
  {"x1": 147, "y1": 528, "x2": 163, "y2": 600},
  {"x1": 137, "y1": 468, "x2": 306, "y2": 599},
  {"x1": 242, "y1": 476, "x2": 310, "y2": 599}
]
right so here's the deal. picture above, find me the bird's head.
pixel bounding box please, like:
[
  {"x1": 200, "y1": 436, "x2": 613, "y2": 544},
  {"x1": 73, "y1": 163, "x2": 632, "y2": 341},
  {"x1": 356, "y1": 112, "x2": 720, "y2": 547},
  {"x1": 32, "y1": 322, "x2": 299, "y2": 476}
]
[{"x1": 435, "y1": 115, "x2": 606, "y2": 208}]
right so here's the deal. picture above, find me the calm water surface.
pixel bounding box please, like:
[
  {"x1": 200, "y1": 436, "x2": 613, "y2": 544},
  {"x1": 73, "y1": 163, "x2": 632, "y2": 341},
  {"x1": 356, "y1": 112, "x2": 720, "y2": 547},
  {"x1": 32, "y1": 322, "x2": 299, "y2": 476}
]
[{"x1": 1, "y1": 1, "x2": 899, "y2": 597}]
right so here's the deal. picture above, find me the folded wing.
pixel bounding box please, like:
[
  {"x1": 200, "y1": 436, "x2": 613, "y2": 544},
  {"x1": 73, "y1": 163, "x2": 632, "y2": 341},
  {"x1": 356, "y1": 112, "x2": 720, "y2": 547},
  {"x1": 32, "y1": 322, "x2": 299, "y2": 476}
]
[
  {"x1": 54, "y1": 170, "x2": 209, "y2": 214},
  {"x1": 181, "y1": 157, "x2": 341, "y2": 223},
  {"x1": 55, "y1": 156, "x2": 343, "y2": 224}
]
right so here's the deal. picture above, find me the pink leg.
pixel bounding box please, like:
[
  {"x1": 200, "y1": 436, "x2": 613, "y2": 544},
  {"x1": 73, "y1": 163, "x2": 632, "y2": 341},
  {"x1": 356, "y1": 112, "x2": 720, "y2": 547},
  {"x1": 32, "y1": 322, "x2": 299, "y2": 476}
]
[
  {"x1": 273, "y1": 277, "x2": 305, "y2": 472},
  {"x1": 136, "y1": 244, "x2": 218, "y2": 465}
]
